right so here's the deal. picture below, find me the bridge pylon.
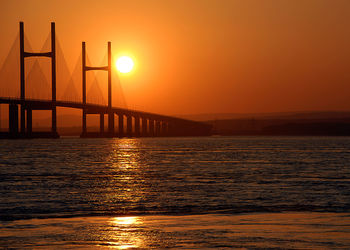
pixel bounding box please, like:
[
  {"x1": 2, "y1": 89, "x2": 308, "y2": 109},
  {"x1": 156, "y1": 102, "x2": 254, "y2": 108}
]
[
  {"x1": 18, "y1": 22, "x2": 59, "y2": 138},
  {"x1": 81, "y1": 41, "x2": 114, "y2": 137}
]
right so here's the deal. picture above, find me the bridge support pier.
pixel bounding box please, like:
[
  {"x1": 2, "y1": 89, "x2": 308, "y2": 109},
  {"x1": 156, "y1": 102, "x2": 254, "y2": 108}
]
[
  {"x1": 141, "y1": 117, "x2": 148, "y2": 137},
  {"x1": 149, "y1": 119, "x2": 155, "y2": 137},
  {"x1": 156, "y1": 121, "x2": 161, "y2": 137},
  {"x1": 134, "y1": 116, "x2": 140, "y2": 137},
  {"x1": 82, "y1": 110, "x2": 87, "y2": 137},
  {"x1": 118, "y1": 114, "x2": 124, "y2": 138},
  {"x1": 159, "y1": 121, "x2": 165, "y2": 136},
  {"x1": 9, "y1": 104, "x2": 19, "y2": 136},
  {"x1": 108, "y1": 112, "x2": 114, "y2": 136},
  {"x1": 163, "y1": 122, "x2": 169, "y2": 136},
  {"x1": 126, "y1": 115, "x2": 132, "y2": 137}
]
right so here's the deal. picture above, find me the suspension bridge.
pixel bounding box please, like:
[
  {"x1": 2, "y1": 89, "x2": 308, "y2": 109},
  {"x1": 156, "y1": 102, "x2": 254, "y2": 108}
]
[{"x1": 0, "y1": 22, "x2": 212, "y2": 139}]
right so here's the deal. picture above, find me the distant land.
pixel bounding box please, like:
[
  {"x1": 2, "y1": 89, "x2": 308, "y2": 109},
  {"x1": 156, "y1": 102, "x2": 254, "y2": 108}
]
[
  {"x1": 202, "y1": 111, "x2": 350, "y2": 136},
  {"x1": 178, "y1": 111, "x2": 350, "y2": 122},
  {"x1": 1, "y1": 111, "x2": 350, "y2": 136}
]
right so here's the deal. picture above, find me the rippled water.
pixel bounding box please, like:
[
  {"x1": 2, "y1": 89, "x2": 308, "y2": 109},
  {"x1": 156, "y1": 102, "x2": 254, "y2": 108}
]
[{"x1": 1, "y1": 136, "x2": 350, "y2": 248}]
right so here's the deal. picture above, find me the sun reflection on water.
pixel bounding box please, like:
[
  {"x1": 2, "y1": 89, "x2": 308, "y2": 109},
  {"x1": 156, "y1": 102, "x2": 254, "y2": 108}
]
[
  {"x1": 112, "y1": 216, "x2": 140, "y2": 226},
  {"x1": 107, "y1": 216, "x2": 144, "y2": 249},
  {"x1": 105, "y1": 138, "x2": 146, "y2": 204},
  {"x1": 104, "y1": 139, "x2": 146, "y2": 248},
  {"x1": 108, "y1": 139, "x2": 143, "y2": 169}
]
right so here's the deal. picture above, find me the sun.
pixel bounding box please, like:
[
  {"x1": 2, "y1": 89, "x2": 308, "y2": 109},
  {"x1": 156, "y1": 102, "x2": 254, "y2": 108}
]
[{"x1": 115, "y1": 56, "x2": 134, "y2": 73}]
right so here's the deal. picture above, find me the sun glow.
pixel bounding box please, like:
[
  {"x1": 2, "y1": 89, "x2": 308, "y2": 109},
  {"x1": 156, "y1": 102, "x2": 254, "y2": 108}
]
[{"x1": 116, "y1": 56, "x2": 134, "y2": 73}]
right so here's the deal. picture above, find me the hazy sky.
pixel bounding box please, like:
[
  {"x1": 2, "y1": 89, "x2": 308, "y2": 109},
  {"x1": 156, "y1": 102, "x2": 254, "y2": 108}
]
[{"x1": 1, "y1": 0, "x2": 350, "y2": 115}]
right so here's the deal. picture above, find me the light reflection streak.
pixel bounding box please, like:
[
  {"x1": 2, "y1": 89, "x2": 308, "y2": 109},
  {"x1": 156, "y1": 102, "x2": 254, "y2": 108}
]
[
  {"x1": 107, "y1": 216, "x2": 144, "y2": 249},
  {"x1": 105, "y1": 139, "x2": 146, "y2": 248},
  {"x1": 112, "y1": 216, "x2": 140, "y2": 226},
  {"x1": 108, "y1": 139, "x2": 143, "y2": 169}
]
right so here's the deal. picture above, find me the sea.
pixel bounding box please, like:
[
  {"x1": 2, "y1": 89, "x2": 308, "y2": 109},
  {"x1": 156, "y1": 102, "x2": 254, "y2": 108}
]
[{"x1": 1, "y1": 136, "x2": 350, "y2": 249}]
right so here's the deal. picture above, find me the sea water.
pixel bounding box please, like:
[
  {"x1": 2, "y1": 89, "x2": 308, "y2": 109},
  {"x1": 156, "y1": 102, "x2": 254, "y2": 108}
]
[{"x1": 1, "y1": 136, "x2": 350, "y2": 248}]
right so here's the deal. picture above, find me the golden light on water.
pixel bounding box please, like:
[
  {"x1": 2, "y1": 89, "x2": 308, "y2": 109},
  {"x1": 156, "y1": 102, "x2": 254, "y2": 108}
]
[
  {"x1": 108, "y1": 216, "x2": 143, "y2": 249},
  {"x1": 115, "y1": 56, "x2": 134, "y2": 73},
  {"x1": 104, "y1": 139, "x2": 145, "y2": 248},
  {"x1": 112, "y1": 216, "x2": 139, "y2": 225}
]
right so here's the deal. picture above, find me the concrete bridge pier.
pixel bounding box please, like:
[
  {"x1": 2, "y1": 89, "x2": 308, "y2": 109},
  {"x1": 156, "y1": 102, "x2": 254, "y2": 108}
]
[
  {"x1": 155, "y1": 120, "x2": 161, "y2": 137},
  {"x1": 118, "y1": 113, "x2": 124, "y2": 138},
  {"x1": 108, "y1": 112, "x2": 114, "y2": 136},
  {"x1": 149, "y1": 119, "x2": 155, "y2": 137},
  {"x1": 9, "y1": 104, "x2": 19, "y2": 136},
  {"x1": 161, "y1": 121, "x2": 168, "y2": 136},
  {"x1": 165, "y1": 122, "x2": 170, "y2": 136},
  {"x1": 81, "y1": 109, "x2": 87, "y2": 137},
  {"x1": 134, "y1": 116, "x2": 140, "y2": 137},
  {"x1": 141, "y1": 117, "x2": 148, "y2": 137},
  {"x1": 126, "y1": 115, "x2": 132, "y2": 137}
]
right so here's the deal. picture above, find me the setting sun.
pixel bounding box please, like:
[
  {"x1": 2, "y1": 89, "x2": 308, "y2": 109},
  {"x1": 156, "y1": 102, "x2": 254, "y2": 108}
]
[{"x1": 115, "y1": 56, "x2": 134, "y2": 73}]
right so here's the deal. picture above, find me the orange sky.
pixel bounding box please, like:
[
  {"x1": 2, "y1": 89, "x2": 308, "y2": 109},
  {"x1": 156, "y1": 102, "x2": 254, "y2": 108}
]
[{"x1": 0, "y1": 0, "x2": 350, "y2": 115}]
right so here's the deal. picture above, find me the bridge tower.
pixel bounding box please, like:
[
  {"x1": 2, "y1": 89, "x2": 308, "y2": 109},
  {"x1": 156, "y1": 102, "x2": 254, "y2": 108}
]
[
  {"x1": 81, "y1": 42, "x2": 113, "y2": 137},
  {"x1": 19, "y1": 22, "x2": 58, "y2": 138}
]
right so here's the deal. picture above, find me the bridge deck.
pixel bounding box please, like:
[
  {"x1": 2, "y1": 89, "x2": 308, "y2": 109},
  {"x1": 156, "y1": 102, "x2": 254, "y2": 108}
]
[
  {"x1": 0, "y1": 97, "x2": 203, "y2": 123},
  {"x1": 0, "y1": 97, "x2": 212, "y2": 138}
]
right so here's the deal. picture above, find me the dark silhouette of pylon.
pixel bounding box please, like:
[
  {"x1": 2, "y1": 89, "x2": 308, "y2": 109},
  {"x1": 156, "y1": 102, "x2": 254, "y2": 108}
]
[
  {"x1": 19, "y1": 22, "x2": 58, "y2": 137},
  {"x1": 82, "y1": 42, "x2": 113, "y2": 136}
]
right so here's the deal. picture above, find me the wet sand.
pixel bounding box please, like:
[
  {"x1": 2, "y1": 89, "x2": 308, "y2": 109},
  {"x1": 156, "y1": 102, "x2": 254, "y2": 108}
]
[{"x1": 1, "y1": 212, "x2": 350, "y2": 249}]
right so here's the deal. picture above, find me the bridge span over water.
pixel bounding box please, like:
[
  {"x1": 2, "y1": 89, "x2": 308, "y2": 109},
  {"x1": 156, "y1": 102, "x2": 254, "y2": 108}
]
[
  {"x1": 0, "y1": 97, "x2": 212, "y2": 138},
  {"x1": 0, "y1": 22, "x2": 211, "y2": 139}
]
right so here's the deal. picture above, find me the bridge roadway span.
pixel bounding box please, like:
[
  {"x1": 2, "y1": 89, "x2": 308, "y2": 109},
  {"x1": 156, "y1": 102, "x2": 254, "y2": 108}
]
[{"x1": 0, "y1": 97, "x2": 212, "y2": 138}]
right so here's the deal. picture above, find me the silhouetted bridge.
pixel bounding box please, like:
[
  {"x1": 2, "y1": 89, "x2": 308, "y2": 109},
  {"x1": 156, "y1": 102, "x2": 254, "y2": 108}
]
[
  {"x1": 0, "y1": 97, "x2": 211, "y2": 138},
  {"x1": 0, "y1": 22, "x2": 211, "y2": 138}
]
